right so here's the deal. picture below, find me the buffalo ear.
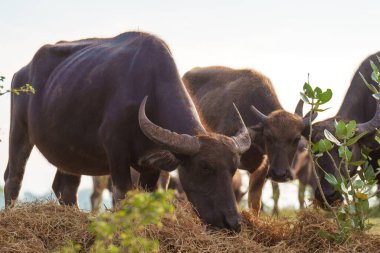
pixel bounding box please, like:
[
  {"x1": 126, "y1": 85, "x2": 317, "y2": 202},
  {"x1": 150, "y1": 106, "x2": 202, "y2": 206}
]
[
  {"x1": 248, "y1": 123, "x2": 264, "y2": 139},
  {"x1": 138, "y1": 150, "x2": 180, "y2": 171},
  {"x1": 301, "y1": 126, "x2": 311, "y2": 138}
]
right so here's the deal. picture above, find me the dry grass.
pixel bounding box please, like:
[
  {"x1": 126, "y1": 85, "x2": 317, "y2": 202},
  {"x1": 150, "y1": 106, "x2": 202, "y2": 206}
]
[
  {"x1": 0, "y1": 201, "x2": 94, "y2": 253},
  {"x1": 0, "y1": 200, "x2": 379, "y2": 253}
]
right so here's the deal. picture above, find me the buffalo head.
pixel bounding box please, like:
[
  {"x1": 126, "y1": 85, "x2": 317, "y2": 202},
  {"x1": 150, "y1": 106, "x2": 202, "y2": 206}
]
[
  {"x1": 250, "y1": 100, "x2": 317, "y2": 182},
  {"x1": 138, "y1": 97, "x2": 251, "y2": 232}
]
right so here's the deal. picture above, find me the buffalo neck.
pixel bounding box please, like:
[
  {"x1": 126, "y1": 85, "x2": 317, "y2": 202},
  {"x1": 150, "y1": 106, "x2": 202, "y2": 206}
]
[{"x1": 337, "y1": 68, "x2": 377, "y2": 123}]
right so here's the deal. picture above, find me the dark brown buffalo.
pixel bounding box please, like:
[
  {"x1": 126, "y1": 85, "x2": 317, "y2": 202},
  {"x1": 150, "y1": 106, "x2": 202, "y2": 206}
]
[
  {"x1": 3, "y1": 32, "x2": 252, "y2": 231},
  {"x1": 308, "y1": 52, "x2": 380, "y2": 206},
  {"x1": 182, "y1": 66, "x2": 316, "y2": 212}
]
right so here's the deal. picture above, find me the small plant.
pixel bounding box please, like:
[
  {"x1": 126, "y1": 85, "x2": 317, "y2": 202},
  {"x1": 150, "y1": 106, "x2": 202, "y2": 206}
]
[
  {"x1": 0, "y1": 76, "x2": 35, "y2": 96},
  {"x1": 89, "y1": 190, "x2": 175, "y2": 253},
  {"x1": 300, "y1": 73, "x2": 379, "y2": 242}
]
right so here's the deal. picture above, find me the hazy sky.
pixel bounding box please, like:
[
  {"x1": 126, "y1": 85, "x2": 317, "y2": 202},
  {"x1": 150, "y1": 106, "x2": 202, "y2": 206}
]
[{"x1": 1, "y1": 0, "x2": 380, "y2": 204}]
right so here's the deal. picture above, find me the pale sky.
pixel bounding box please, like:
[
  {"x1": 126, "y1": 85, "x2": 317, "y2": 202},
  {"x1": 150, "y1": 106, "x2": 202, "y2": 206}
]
[{"x1": 1, "y1": 0, "x2": 380, "y2": 206}]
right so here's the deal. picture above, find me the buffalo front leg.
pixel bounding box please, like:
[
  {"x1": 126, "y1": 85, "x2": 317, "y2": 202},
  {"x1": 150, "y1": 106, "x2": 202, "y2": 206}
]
[
  {"x1": 271, "y1": 181, "x2": 280, "y2": 216},
  {"x1": 157, "y1": 171, "x2": 170, "y2": 190},
  {"x1": 90, "y1": 175, "x2": 110, "y2": 211},
  {"x1": 139, "y1": 169, "x2": 161, "y2": 192},
  {"x1": 52, "y1": 170, "x2": 81, "y2": 206},
  {"x1": 105, "y1": 149, "x2": 132, "y2": 205},
  {"x1": 298, "y1": 182, "x2": 306, "y2": 209},
  {"x1": 4, "y1": 124, "x2": 33, "y2": 207},
  {"x1": 248, "y1": 157, "x2": 269, "y2": 215}
]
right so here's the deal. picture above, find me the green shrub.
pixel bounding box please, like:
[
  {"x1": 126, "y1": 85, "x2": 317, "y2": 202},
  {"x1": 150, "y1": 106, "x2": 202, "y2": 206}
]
[
  {"x1": 59, "y1": 190, "x2": 175, "y2": 253},
  {"x1": 301, "y1": 71, "x2": 380, "y2": 242}
]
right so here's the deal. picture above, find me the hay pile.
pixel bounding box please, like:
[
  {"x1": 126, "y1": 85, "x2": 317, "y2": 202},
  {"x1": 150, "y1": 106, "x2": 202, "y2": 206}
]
[
  {"x1": 0, "y1": 201, "x2": 94, "y2": 253},
  {"x1": 147, "y1": 203, "x2": 380, "y2": 252},
  {"x1": 0, "y1": 200, "x2": 379, "y2": 252}
]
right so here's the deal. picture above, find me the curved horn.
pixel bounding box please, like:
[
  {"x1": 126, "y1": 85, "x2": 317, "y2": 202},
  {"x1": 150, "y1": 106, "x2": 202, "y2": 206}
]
[
  {"x1": 295, "y1": 99, "x2": 318, "y2": 127},
  {"x1": 138, "y1": 96, "x2": 201, "y2": 155},
  {"x1": 250, "y1": 105, "x2": 268, "y2": 123},
  {"x1": 357, "y1": 99, "x2": 380, "y2": 134},
  {"x1": 231, "y1": 103, "x2": 251, "y2": 154},
  {"x1": 295, "y1": 99, "x2": 304, "y2": 117}
]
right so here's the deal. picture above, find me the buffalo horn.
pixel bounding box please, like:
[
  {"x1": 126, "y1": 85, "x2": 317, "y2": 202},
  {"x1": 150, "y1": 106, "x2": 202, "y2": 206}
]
[
  {"x1": 357, "y1": 99, "x2": 380, "y2": 134},
  {"x1": 231, "y1": 103, "x2": 252, "y2": 154},
  {"x1": 138, "y1": 96, "x2": 201, "y2": 155},
  {"x1": 250, "y1": 105, "x2": 268, "y2": 122},
  {"x1": 295, "y1": 99, "x2": 318, "y2": 127}
]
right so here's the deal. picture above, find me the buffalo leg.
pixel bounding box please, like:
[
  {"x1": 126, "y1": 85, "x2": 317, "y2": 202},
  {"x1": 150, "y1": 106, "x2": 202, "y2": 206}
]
[
  {"x1": 157, "y1": 171, "x2": 170, "y2": 190},
  {"x1": 52, "y1": 170, "x2": 81, "y2": 206},
  {"x1": 298, "y1": 182, "x2": 306, "y2": 209},
  {"x1": 90, "y1": 176, "x2": 110, "y2": 211},
  {"x1": 104, "y1": 149, "x2": 132, "y2": 204},
  {"x1": 271, "y1": 181, "x2": 280, "y2": 216},
  {"x1": 248, "y1": 157, "x2": 269, "y2": 214},
  {"x1": 4, "y1": 124, "x2": 33, "y2": 207},
  {"x1": 139, "y1": 169, "x2": 161, "y2": 192}
]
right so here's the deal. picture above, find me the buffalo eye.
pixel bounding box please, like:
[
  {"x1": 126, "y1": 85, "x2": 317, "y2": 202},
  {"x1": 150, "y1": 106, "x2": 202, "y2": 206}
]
[{"x1": 292, "y1": 136, "x2": 301, "y2": 145}]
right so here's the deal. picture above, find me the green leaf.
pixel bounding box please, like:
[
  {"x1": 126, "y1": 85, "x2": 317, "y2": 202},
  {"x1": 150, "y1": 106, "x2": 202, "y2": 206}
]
[
  {"x1": 317, "y1": 139, "x2": 334, "y2": 153},
  {"x1": 300, "y1": 92, "x2": 310, "y2": 104},
  {"x1": 317, "y1": 89, "x2": 333, "y2": 104},
  {"x1": 325, "y1": 173, "x2": 338, "y2": 186},
  {"x1": 360, "y1": 199, "x2": 370, "y2": 212},
  {"x1": 324, "y1": 129, "x2": 341, "y2": 145},
  {"x1": 340, "y1": 181, "x2": 349, "y2": 194},
  {"x1": 373, "y1": 93, "x2": 380, "y2": 100},
  {"x1": 335, "y1": 120, "x2": 347, "y2": 139},
  {"x1": 375, "y1": 136, "x2": 380, "y2": 144},
  {"x1": 364, "y1": 165, "x2": 376, "y2": 180},
  {"x1": 360, "y1": 72, "x2": 378, "y2": 93},
  {"x1": 314, "y1": 87, "x2": 322, "y2": 96},
  {"x1": 346, "y1": 120, "x2": 356, "y2": 138},
  {"x1": 303, "y1": 82, "x2": 314, "y2": 98},
  {"x1": 352, "y1": 180, "x2": 364, "y2": 189},
  {"x1": 338, "y1": 146, "x2": 352, "y2": 162},
  {"x1": 370, "y1": 60, "x2": 380, "y2": 83},
  {"x1": 313, "y1": 107, "x2": 331, "y2": 112},
  {"x1": 346, "y1": 131, "x2": 368, "y2": 146},
  {"x1": 349, "y1": 160, "x2": 365, "y2": 166}
]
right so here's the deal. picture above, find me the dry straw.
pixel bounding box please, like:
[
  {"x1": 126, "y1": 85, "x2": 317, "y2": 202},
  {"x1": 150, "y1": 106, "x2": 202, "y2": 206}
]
[{"x1": 0, "y1": 200, "x2": 379, "y2": 252}]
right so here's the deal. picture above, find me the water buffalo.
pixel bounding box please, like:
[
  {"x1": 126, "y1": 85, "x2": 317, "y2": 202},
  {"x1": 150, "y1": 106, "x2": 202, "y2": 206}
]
[
  {"x1": 308, "y1": 52, "x2": 380, "y2": 206},
  {"x1": 182, "y1": 66, "x2": 316, "y2": 213},
  {"x1": 3, "y1": 32, "x2": 252, "y2": 231}
]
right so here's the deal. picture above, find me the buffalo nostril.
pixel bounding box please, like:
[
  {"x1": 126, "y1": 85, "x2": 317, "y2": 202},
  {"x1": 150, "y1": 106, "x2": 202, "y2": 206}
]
[
  {"x1": 233, "y1": 219, "x2": 242, "y2": 233},
  {"x1": 224, "y1": 215, "x2": 242, "y2": 233}
]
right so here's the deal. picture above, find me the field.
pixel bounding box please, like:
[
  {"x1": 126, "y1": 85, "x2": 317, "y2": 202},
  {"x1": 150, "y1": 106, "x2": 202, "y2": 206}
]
[{"x1": 0, "y1": 199, "x2": 379, "y2": 253}]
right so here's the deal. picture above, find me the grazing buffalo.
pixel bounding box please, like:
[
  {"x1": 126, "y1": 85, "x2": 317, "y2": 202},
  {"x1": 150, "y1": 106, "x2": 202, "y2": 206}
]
[
  {"x1": 182, "y1": 66, "x2": 316, "y2": 212},
  {"x1": 309, "y1": 52, "x2": 380, "y2": 206},
  {"x1": 4, "y1": 32, "x2": 252, "y2": 231}
]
